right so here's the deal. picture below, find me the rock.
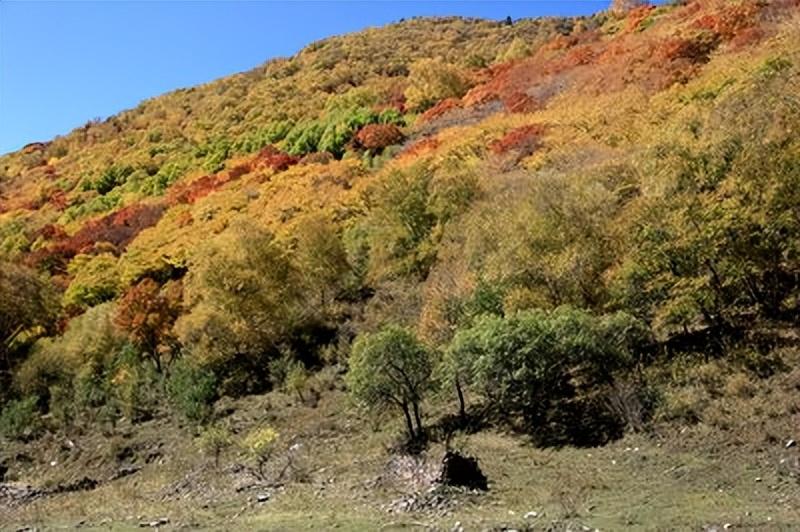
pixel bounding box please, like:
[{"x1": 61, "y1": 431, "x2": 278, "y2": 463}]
[
  {"x1": 755, "y1": 477, "x2": 763, "y2": 482},
  {"x1": 524, "y1": 511, "x2": 539, "y2": 519},
  {"x1": 786, "y1": 439, "x2": 796, "y2": 449},
  {"x1": 256, "y1": 493, "x2": 270, "y2": 503},
  {"x1": 723, "y1": 524, "x2": 733, "y2": 530},
  {"x1": 0, "y1": 462, "x2": 7, "y2": 481},
  {"x1": 437, "y1": 451, "x2": 488, "y2": 491},
  {"x1": 110, "y1": 465, "x2": 142, "y2": 481}
]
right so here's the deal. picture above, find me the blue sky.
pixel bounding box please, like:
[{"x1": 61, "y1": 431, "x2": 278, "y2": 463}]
[{"x1": 0, "y1": 1, "x2": 618, "y2": 155}]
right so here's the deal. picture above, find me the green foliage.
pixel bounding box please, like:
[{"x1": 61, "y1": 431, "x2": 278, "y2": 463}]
[
  {"x1": 196, "y1": 424, "x2": 232, "y2": 467},
  {"x1": 0, "y1": 396, "x2": 41, "y2": 440},
  {"x1": 445, "y1": 307, "x2": 642, "y2": 423},
  {"x1": 85, "y1": 165, "x2": 134, "y2": 195},
  {"x1": 166, "y1": 358, "x2": 217, "y2": 423},
  {"x1": 63, "y1": 253, "x2": 121, "y2": 310},
  {"x1": 0, "y1": 261, "x2": 57, "y2": 375},
  {"x1": 347, "y1": 325, "x2": 432, "y2": 438}
]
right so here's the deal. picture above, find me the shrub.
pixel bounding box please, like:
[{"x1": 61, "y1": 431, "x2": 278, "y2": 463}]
[
  {"x1": 0, "y1": 396, "x2": 41, "y2": 441},
  {"x1": 445, "y1": 307, "x2": 642, "y2": 426},
  {"x1": 347, "y1": 325, "x2": 433, "y2": 440},
  {"x1": 62, "y1": 253, "x2": 121, "y2": 310},
  {"x1": 353, "y1": 124, "x2": 405, "y2": 152},
  {"x1": 85, "y1": 165, "x2": 134, "y2": 195},
  {"x1": 404, "y1": 58, "x2": 471, "y2": 112},
  {"x1": 197, "y1": 424, "x2": 232, "y2": 467},
  {"x1": 241, "y1": 426, "x2": 279, "y2": 479},
  {"x1": 166, "y1": 359, "x2": 217, "y2": 423}
]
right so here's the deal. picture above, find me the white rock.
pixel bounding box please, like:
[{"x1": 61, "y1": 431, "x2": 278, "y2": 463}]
[
  {"x1": 786, "y1": 439, "x2": 796, "y2": 449},
  {"x1": 524, "y1": 511, "x2": 539, "y2": 519}
]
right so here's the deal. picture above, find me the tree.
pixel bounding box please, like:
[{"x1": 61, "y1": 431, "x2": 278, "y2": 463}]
[
  {"x1": 174, "y1": 220, "x2": 308, "y2": 393},
  {"x1": 347, "y1": 325, "x2": 433, "y2": 440},
  {"x1": 0, "y1": 262, "x2": 57, "y2": 403},
  {"x1": 445, "y1": 307, "x2": 641, "y2": 426},
  {"x1": 115, "y1": 278, "x2": 182, "y2": 373},
  {"x1": 404, "y1": 58, "x2": 471, "y2": 112}
]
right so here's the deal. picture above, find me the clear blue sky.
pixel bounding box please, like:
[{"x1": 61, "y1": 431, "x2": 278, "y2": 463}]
[{"x1": 0, "y1": 1, "x2": 619, "y2": 155}]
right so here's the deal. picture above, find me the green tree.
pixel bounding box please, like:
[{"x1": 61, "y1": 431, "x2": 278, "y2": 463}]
[
  {"x1": 0, "y1": 261, "x2": 57, "y2": 402},
  {"x1": 347, "y1": 325, "x2": 433, "y2": 439},
  {"x1": 445, "y1": 307, "x2": 641, "y2": 425}
]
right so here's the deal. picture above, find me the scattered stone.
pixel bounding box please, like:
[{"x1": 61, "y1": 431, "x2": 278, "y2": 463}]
[
  {"x1": 48, "y1": 477, "x2": 98, "y2": 494},
  {"x1": 438, "y1": 451, "x2": 488, "y2": 491},
  {"x1": 786, "y1": 439, "x2": 796, "y2": 449},
  {"x1": 755, "y1": 477, "x2": 763, "y2": 482},
  {"x1": 524, "y1": 511, "x2": 539, "y2": 519},
  {"x1": 110, "y1": 465, "x2": 142, "y2": 481},
  {"x1": 138, "y1": 518, "x2": 168, "y2": 528},
  {"x1": 256, "y1": 493, "x2": 270, "y2": 503},
  {"x1": 723, "y1": 524, "x2": 733, "y2": 530}
]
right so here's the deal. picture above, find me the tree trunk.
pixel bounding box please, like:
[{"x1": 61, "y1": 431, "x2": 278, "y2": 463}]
[
  {"x1": 412, "y1": 401, "x2": 423, "y2": 438},
  {"x1": 401, "y1": 401, "x2": 415, "y2": 439},
  {"x1": 455, "y1": 376, "x2": 466, "y2": 419}
]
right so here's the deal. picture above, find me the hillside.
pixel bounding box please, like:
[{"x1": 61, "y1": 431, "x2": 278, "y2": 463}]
[{"x1": 2, "y1": 1, "x2": 800, "y2": 529}]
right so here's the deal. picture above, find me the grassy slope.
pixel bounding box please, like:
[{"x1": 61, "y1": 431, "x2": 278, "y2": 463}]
[{"x1": 3, "y1": 350, "x2": 800, "y2": 531}]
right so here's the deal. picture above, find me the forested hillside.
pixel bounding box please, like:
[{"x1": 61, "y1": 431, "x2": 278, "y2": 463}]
[{"x1": 2, "y1": 1, "x2": 800, "y2": 528}]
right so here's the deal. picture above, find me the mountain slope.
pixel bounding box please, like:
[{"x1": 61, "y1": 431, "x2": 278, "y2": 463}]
[{"x1": 2, "y1": 1, "x2": 800, "y2": 528}]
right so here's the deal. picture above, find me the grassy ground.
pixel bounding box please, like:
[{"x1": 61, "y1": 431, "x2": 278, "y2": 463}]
[{"x1": 3, "y1": 355, "x2": 800, "y2": 531}]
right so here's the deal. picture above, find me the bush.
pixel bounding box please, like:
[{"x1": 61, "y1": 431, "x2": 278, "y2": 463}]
[
  {"x1": 166, "y1": 359, "x2": 217, "y2": 423},
  {"x1": 445, "y1": 307, "x2": 643, "y2": 426},
  {"x1": 197, "y1": 424, "x2": 232, "y2": 467},
  {"x1": 241, "y1": 426, "x2": 279, "y2": 479},
  {"x1": 0, "y1": 396, "x2": 41, "y2": 440},
  {"x1": 404, "y1": 58, "x2": 471, "y2": 112}
]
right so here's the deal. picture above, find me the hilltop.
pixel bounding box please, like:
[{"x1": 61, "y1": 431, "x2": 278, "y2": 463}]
[{"x1": 2, "y1": 1, "x2": 800, "y2": 529}]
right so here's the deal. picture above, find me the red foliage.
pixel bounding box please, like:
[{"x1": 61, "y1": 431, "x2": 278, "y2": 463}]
[
  {"x1": 167, "y1": 174, "x2": 219, "y2": 205},
  {"x1": 419, "y1": 98, "x2": 463, "y2": 123},
  {"x1": 49, "y1": 189, "x2": 68, "y2": 210},
  {"x1": 226, "y1": 162, "x2": 252, "y2": 180},
  {"x1": 254, "y1": 145, "x2": 300, "y2": 172},
  {"x1": 115, "y1": 278, "x2": 182, "y2": 371},
  {"x1": 28, "y1": 202, "x2": 166, "y2": 272},
  {"x1": 353, "y1": 124, "x2": 405, "y2": 151},
  {"x1": 501, "y1": 92, "x2": 540, "y2": 114},
  {"x1": 489, "y1": 124, "x2": 546, "y2": 157},
  {"x1": 37, "y1": 223, "x2": 67, "y2": 241}
]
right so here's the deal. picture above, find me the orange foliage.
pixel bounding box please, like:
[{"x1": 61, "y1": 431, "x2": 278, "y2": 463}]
[
  {"x1": 399, "y1": 137, "x2": 440, "y2": 159},
  {"x1": 254, "y1": 145, "x2": 300, "y2": 172},
  {"x1": 354, "y1": 124, "x2": 405, "y2": 151},
  {"x1": 115, "y1": 277, "x2": 182, "y2": 371},
  {"x1": 489, "y1": 124, "x2": 546, "y2": 156},
  {"x1": 419, "y1": 98, "x2": 462, "y2": 123}
]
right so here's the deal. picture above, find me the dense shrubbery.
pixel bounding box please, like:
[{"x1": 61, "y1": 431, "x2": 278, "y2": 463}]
[
  {"x1": 444, "y1": 307, "x2": 646, "y2": 427},
  {"x1": 2, "y1": 2, "x2": 800, "y2": 450}
]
